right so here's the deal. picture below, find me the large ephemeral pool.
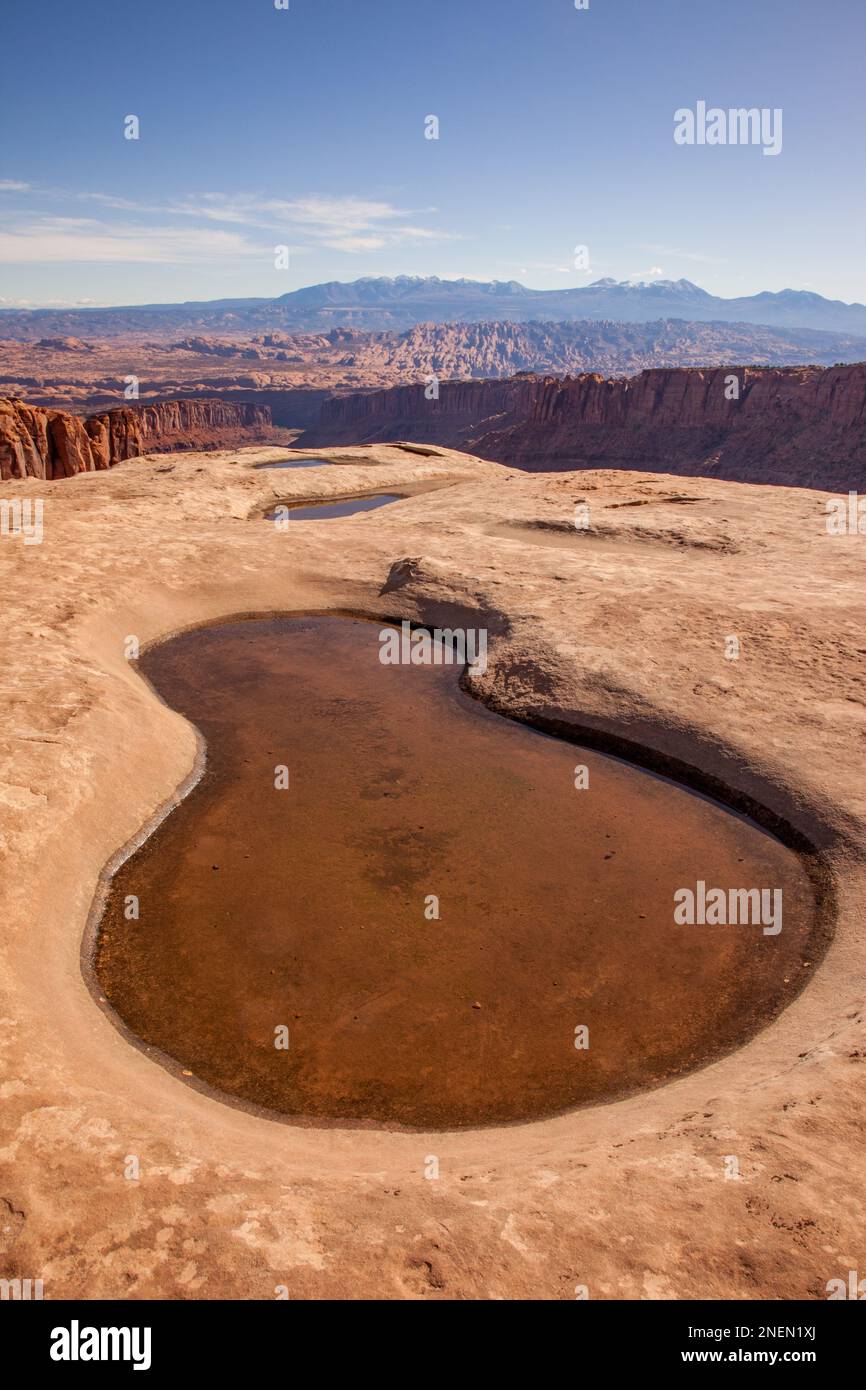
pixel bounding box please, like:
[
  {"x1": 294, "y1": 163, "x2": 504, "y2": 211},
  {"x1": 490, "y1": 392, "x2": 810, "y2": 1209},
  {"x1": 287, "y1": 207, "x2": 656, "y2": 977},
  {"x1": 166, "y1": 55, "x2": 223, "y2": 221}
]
[{"x1": 93, "y1": 615, "x2": 819, "y2": 1129}]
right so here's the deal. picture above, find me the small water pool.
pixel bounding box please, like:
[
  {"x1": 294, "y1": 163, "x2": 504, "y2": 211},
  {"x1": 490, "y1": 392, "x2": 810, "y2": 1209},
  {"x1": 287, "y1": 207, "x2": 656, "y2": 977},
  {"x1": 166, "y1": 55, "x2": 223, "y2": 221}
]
[
  {"x1": 255, "y1": 457, "x2": 333, "y2": 470},
  {"x1": 264, "y1": 493, "x2": 405, "y2": 521}
]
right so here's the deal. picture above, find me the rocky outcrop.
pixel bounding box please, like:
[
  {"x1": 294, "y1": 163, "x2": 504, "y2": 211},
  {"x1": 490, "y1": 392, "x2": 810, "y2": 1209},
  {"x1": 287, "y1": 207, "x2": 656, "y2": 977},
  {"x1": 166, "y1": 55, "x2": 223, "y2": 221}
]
[
  {"x1": 312, "y1": 364, "x2": 866, "y2": 490},
  {"x1": 324, "y1": 319, "x2": 866, "y2": 378},
  {"x1": 7, "y1": 320, "x2": 866, "y2": 424},
  {"x1": 0, "y1": 397, "x2": 272, "y2": 480},
  {"x1": 35, "y1": 337, "x2": 95, "y2": 353}
]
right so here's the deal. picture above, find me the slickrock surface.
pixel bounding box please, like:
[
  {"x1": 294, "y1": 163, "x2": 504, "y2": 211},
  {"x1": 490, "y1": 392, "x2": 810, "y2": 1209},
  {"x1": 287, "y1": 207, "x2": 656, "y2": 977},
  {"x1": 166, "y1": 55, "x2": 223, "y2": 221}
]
[
  {"x1": 0, "y1": 443, "x2": 864, "y2": 1300},
  {"x1": 0, "y1": 396, "x2": 274, "y2": 481},
  {"x1": 313, "y1": 363, "x2": 866, "y2": 490}
]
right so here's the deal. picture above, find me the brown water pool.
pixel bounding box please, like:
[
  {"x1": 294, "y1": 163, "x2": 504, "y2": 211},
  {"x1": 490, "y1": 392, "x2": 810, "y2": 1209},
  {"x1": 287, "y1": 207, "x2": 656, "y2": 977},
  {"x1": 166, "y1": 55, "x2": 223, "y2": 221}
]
[{"x1": 93, "y1": 615, "x2": 820, "y2": 1129}]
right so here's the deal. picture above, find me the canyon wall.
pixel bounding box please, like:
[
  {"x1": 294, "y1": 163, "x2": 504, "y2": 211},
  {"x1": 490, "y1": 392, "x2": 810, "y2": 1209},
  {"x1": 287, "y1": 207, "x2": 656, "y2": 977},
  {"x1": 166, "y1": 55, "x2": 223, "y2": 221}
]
[
  {"x1": 312, "y1": 364, "x2": 866, "y2": 489},
  {"x1": 311, "y1": 376, "x2": 541, "y2": 448},
  {"x1": 0, "y1": 397, "x2": 273, "y2": 481}
]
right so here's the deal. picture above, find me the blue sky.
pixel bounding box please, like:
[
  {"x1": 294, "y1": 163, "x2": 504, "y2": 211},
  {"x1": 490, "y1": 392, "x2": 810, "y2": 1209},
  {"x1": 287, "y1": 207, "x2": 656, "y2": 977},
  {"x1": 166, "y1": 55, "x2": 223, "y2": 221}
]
[{"x1": 1, "y1": 0, "x2": 863, "y2": 307}]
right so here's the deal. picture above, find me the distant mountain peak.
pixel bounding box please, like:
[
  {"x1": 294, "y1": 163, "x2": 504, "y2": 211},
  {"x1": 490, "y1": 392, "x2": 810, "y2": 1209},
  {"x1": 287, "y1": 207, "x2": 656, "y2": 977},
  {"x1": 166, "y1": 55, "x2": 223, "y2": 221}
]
[
  {"x1": 2, "y1": 273, "x2": 865, "y2": 339},
  {"x1": 341, "y1": 273, "x2": 528, "y2": 293},
  {"x1": 611, "y1": 277, "x2": 707, "y2": 294},
  {"x1": 588, "y1": 276, "x2": 705, "y2": 293}
]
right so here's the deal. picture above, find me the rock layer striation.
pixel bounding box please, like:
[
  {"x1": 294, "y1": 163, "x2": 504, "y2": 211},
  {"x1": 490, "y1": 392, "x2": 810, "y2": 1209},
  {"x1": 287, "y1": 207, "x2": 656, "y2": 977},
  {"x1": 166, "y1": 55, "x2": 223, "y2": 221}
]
[{"x1": 0, "y1": 396, "x2": 273, "y2": 481}]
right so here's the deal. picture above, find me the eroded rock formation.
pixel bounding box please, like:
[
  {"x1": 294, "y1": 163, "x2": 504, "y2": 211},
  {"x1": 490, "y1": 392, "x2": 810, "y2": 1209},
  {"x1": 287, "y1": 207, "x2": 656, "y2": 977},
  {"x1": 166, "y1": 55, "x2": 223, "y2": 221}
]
[
  {"x1": 0, "y1": 397, "x2": 272, "y2": 480},
  {"x1": 4, "y1": 318, "x2": 866, "y2": 420}
]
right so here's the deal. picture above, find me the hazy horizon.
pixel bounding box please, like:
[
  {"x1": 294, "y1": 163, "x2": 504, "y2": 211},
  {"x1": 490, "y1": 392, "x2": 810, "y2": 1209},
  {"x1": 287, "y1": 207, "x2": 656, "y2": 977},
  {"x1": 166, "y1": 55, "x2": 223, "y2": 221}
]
[{"x1": 4, "y1": 269, "x2": 866, "y2": 316}]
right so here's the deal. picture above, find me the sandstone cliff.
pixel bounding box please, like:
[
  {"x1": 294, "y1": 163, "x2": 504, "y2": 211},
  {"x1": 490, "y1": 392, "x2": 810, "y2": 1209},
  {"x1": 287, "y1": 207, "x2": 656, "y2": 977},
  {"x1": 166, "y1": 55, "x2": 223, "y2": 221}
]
[
  {"x1": 0, "y1": 397, "x2": 272, "y2": 481},
  {"x1": 311, "y1": 364, "x2": 866, "y2": 489}
]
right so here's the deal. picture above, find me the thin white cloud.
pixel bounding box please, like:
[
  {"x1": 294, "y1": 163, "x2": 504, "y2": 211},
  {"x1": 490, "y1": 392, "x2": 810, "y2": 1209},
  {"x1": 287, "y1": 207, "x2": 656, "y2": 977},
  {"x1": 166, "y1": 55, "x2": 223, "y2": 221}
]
[
  {"x1": 512, "y1": 260, "x2": 578, "y2": 276},
  {"x1": 0, "y1": 295, "x2": 101, "y2": 306},
  {"x1": 325, "y1": 235, "x2": 388, "y2": 253},
  {"x1": 640, "y1": 244, "x2": 721, "y2": 265},
  {"x1": 0, "y1": 187, "x2": 458, "y2": 263},
  {"x1": 0, "y1": 219, "x2": 268, "y2": 264},
  {"x1": 0, "y1": 180, "x2": 30, "y2": 192},
  {"x1": 174, "y1": 193, "x2": 457, "y2": 250}
]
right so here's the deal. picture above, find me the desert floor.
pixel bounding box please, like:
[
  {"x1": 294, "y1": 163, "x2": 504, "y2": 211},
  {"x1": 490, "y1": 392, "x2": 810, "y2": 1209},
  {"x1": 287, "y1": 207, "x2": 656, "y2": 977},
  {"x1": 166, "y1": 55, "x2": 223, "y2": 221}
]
[{"x1": 1, "y1": 443, "x2": 864, "y2": 1299}]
